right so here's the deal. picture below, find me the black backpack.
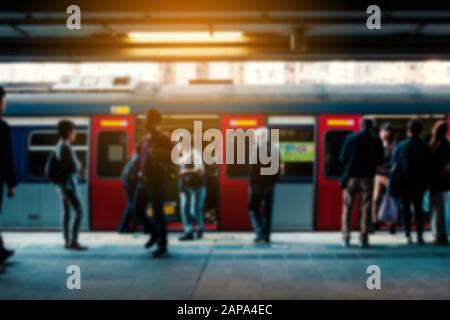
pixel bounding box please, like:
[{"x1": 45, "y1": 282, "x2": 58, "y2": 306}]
[{"x1": 45, "y1": 151, "x2": 64, "y2": 184}]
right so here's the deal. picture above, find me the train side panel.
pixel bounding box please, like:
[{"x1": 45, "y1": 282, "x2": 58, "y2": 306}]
[{"x1": 0, "y1": 117, "x2": 90, "y2": 230}]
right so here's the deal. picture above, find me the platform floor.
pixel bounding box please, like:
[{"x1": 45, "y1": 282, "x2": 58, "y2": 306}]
[{"x1": 0, "y1": 231, "x2": 449, "y2": 300}]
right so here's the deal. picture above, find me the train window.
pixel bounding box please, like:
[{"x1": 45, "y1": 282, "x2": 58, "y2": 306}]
[
  {"x1": 278, "y1": 126, "x2": 315, "y2": 179},
  {"x1": 28, "y1": 150, "x2": 87, "y2": 178},
  {"x1": 324, "y1": 130, "x2": 352, "y2": 179},
  {"x1": 30, "y1": 131, "x2": 87, "y2": 146},
  {"x1": 97, "y1": 131, "x2": 128, "y2": 178},
  {"x1": 28, "y1": 151, "x2": 52, "y2": 178},
  {"x1": 27, "y1": 130, "x2": 88, "y2": 179}
]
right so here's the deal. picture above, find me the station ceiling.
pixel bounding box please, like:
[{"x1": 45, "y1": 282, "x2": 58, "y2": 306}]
[{"x1": 1, "y1": 1, "x2": 450, "y2": 62}]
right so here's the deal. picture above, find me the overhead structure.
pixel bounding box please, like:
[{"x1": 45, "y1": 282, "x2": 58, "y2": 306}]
[{"x1": 1, "y1": 1, "x2": 450, "y2": 61}]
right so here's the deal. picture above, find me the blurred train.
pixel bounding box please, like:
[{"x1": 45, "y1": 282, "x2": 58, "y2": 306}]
[{"x1": 1, "y1": 76, "x2": 449, "y2": 232}]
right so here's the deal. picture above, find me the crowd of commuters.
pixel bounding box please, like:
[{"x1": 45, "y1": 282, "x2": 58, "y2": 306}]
[
  {"x1": 340, "y1": 117, "x2": 450, "y2": 248},
  {"x1": 1, "y1": 84, "x2": 449, "y2": 265}
]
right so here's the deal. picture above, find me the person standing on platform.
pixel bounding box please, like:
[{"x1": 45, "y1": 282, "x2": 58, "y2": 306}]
[
  {"x1": 370, "y1": 123, "x2": 398, "y2": 234},
  {"x1": 389, "y1": 119, "x2": 432, "y2": 245},
  {"x1": 47, "y1": 120, "x2": 87, "y2": 250},
  {"x1": 248, "y1": 128, "x2": 280, "y2": 244},
  {"x1": 0, "y1": 86, "x2": 17, "y2": 265},
  {"x1": 178, "y1": 147, "x2": 206, "y2": 241},
  {"x1": 118, "y1": 154, "x2": 139, "y2": 233},
  {"x1": 339, "y1": 118, "x2": 384, "y2": 248},
  {"x1": 429, "y1": 121, "x2": 450, "y2": 245},
  {"x1": 133, "y1": 109, "x2": 175, "y2": 258}
]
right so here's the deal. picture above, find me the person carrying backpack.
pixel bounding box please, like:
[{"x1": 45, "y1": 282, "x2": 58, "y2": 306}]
[
  {"x1": 46, "y1": 120, "x2": 87, "y2": 250},
  {"x1": 133, "y1": 109, "x2": 176, "y2": 258}
]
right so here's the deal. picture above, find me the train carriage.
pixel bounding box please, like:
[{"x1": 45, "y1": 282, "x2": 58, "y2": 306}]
[{"x1": 1, "y1": 80, "x2": 449, "y2": 232}]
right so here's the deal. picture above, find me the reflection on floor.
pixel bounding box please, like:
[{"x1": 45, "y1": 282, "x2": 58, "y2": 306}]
[{"x1": 0, "y1": 231, "x2": 449, "y2": 299}]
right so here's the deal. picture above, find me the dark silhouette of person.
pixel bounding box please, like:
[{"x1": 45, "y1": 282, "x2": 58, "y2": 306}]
[
  {"x1": 0, "y1": 86, "x2": 17, "y2": 265},
  {"x1": 389, "y1": 119, "x2": 432, "y2": 245},
  {"x1": 52, "y1": 120, "x2": 87, "y2": 250},
  {"x1": 248, "y1": 129, "x2": 280, "y2": 244},
  {"x1": 133, "y1": 109, "x2": 175, "y2": 258},
  {"x1": 118, "y1": 154, "x2": 139, "y2": 233},
  {"x1": 339, "y1": 118, "x2": 384, "y2": 248},
  {"x1": 428, "y1": 120, "x2": 450, "y2": 245}
]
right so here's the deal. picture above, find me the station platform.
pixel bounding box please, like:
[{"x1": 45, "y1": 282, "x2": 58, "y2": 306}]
[{"x1": 0, "y1": 231, "x2": 449, "y2": 300}]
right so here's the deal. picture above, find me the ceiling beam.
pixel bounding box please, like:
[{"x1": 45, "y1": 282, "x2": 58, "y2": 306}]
[{"x1": 1, "y1": 35, "x2": 450, "y2": 62}]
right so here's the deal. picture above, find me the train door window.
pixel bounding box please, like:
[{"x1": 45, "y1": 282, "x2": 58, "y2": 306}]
[
  {"x1": 27, "y1": 130, "x2": 88, "y2": 179},
  {"x1": 324, "y1": 130, "x2": 352, "y2": 179},
  {"x1": 278, "y1": 125, "x2": 315, "y2": 180},
  {"x1": 97, "y1": 131, "x2": 128, "y2": 178}
]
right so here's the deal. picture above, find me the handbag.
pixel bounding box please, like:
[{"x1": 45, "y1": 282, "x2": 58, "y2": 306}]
[{"x1": 378, "y1": 193, "x2": 398, "y2": 224}]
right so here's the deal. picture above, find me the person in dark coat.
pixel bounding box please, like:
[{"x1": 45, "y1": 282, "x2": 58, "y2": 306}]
[
  {"x1": 248, "y1": 129, "x2": 280, "y2": 244},
  {"x1": 390, "y1": 119, "x2": 432, "y2": 245},
  {"x1": 133, "y1": 108, "x2": 176, "y2": 258},
  {"x1": 0, "y1": 86, "x2": 17, "y2": 265},
  {"x1": 339, "y1": 118, "x2": 384, "y2": 248},
  {"x1": 429, "y1": 121, "x2": 450, "y2": 245}
]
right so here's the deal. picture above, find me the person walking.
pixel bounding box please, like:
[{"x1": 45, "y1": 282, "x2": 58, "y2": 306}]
[
  {"x1": 178, "y1": 147, "x2": 206, "y2": 241},
  {"x1": 429, "y1": 121, "x2": 450, "y2": 245},
  {"x1": 133, "y1": 108, "x2": 175, "y2": 258},
  {"x1": 0, "y1": 86, "x2": 17, "y2": 265},
  {"x1": 47, "y1": 120, "x2": 87, "y2": 250},
  {"x1": 340, "y1": 118, "x2": 384, "y2": 248},
  {"x1": 389, "y1": 119, "x2": 432, "y2": 245}
]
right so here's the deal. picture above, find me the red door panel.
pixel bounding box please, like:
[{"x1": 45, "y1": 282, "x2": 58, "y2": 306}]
[
  {"x1": 219, "y1": 115, "x2": 265, "y2": 230},
  {"x1": 90, "y1": 116, "x2": 135, "y2": 230},
  {"x1": 316, "y1": 115, "x2": 361, "y2": 230}
]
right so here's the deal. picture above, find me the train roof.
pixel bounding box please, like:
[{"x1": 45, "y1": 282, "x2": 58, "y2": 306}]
[{"x1": 3, "y1": 83, "x2": 450, "y2": 115}]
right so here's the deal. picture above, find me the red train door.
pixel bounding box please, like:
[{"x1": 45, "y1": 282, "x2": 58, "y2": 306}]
[
  {"x1": 90, "y1": 116, "x2": 135, "y2": 230},
  {"x1": 316, "y1": 115, "x2": 361, "y2": 230},
  {"x1": 219, "y1": 115, "x2": 265, "y2": 230}
]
